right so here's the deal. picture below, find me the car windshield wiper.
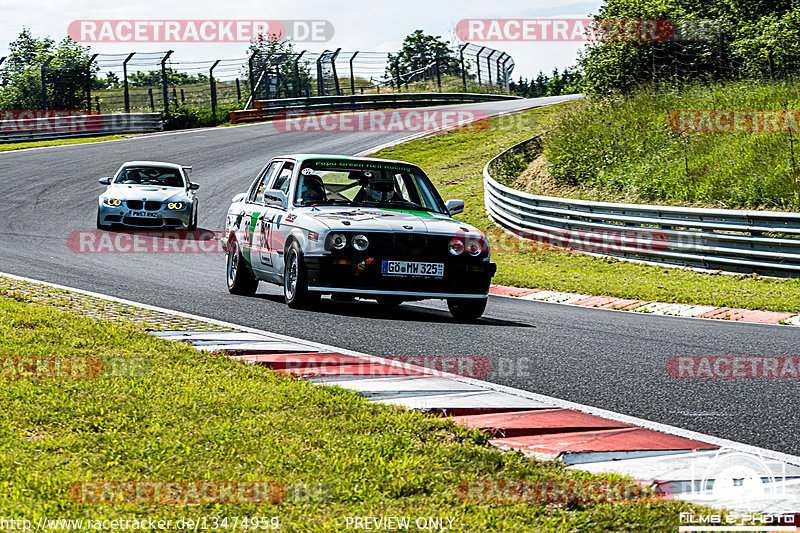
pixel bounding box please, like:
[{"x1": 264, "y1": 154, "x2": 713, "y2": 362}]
[{"x1": 355, "y1": 200, "x2": 435, "y2": 213}]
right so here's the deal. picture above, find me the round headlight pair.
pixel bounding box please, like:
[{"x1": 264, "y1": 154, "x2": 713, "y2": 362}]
[
  {"x1": 103, "y1": 198, "x2": 122, "y2": 207},
  {"x1": 449, "y1": 236, "x2": 485, "y2": 256},
  {"x1": 330, "y1": 233, "x2": 369, "y2": 252},
  {"x1": 166, "y1": 202, "x2": 185, "y2": 210}
]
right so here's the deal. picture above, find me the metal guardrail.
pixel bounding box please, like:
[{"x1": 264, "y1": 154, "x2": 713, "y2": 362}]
[
  {"x1": 0, "y1": 113, "x2": 162, "y2": 143},
  {"x1": 231, "y1": 92, "x2": 520, "y2": 124},
  {"x1": 484, "y1": 135, "x2": 800, "y2": 277}
]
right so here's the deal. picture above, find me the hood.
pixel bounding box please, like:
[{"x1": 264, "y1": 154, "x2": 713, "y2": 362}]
[
  {"x1": 103, "y1": 184, "x2": 190, "y2": 203},
  {"x1": 299, "y1": 206, "x2": 480, "y2": 235}
]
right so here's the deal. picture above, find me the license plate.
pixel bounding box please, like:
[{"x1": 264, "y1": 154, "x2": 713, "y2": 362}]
[
  {"x1": 129, "y1": 211, "x2": 159, "y2": 218},
  {"x1": 382, "y1": 260, "x2": 444, "y2": 278}
]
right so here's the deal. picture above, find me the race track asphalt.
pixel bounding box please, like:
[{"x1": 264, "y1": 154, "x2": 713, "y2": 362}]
[{"x1": 1, "y1": 94, "x2": 798, "y2": 456}]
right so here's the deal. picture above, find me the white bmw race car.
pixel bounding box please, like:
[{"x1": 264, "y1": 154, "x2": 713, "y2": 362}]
[
  {"x1": 223, "y1": 154, "x2": 496, "y2": 320},
  {"x1": 97, "y1": 161, "x2": 200, "y2": 230}
]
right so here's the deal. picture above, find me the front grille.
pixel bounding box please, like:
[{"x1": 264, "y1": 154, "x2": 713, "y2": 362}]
[
  {"x1": 145, "y1": 201, "x2": 162, "y2": 211},
  {"x1": 367, "y1": 233, "x2": 451, "y2": 260},
  {"x1": 126, "y1": 200, "x2": 143, "y2": 210},
  {"x1": 123, "y1": 216, "x2": 162, "y2": 227}
]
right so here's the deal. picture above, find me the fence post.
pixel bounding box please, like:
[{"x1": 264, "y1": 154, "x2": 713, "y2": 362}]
[
  {"x1": 331, "y1": 48, "x2": 342, "y2": 96},
  {"x1": 459, "y1": 44, "x2": 468, "y2": 91},
  {"x1": 248, "y1": 51, "x2": 258, "y2": 94},
  {"x1": 435, "y1": 52, "x2": 442, "y2": 91},
  {"x1": 41, "y1": 57, "x2": 53, "y2": 110},
  {"x1": 209, "y1": 59, "x2": 221, "y2": 118},
  {"x1": 476, "y1": 47, "x2": 486, "y2": 85},
  {"x1": 235, "y1": 78, "x2": 241, "y2": 102},
  {"x1": 316, "y1": 50, "x2": 329, "y2": 96},
  {"x1": 160, "y1": 50, "x2": 173, "y2": 114},
  {"x1": 486, "y1": 50, "x2": 495, "y2": 86},
  {"x1": 86, "y1": 54, "x2": 98, "y2": 113},
  {"x1": 349, "y1": 51, "x2": 359, "y2": 95},
  {"x1": 495, "y1": 54, "x2": 503, "y2": 87},
  {"x1": 394, "y1": 59, "x2": 401, "y2": 92},
  {"x1": 122, "y1": 52, "x2": 135, "y2": 113},
  {"x1": 502, "y1": 56, "x2": 511, "y2": 92},
  {"x1": 148, "y1": 88, "x2": 155, "y2": 111},
  {"x1": 180, "y1": 88, "x2": 184, "y2": 105},
  {"x1": 293, "y1": 51, "x2": 305, "y2": 97}
]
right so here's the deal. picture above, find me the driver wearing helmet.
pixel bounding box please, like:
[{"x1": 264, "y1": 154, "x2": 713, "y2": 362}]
[{"x1": 354, "y1": 171, "x2": 397, "y2": 203}]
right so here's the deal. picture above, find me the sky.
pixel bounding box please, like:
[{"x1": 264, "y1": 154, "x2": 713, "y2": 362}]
[{"x1": 1, "y1": 0, "x2": 604, "y2": 80}]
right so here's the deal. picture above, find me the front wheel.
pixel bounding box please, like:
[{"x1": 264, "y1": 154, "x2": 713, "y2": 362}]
[
  {"x1": 226, "y1": 238, "x2": 258, "y2": 295},
  {"x1": 284, "y1": 242, "x2": 320, "y2": 309},
  {"x1": 96, "y1": 210, "x2": 110, "y2": 230},
  {"x1": 187, "y1": 204, "x2": 198, "y2": 231},
  {"x1": 447, "y1": 297, "x2": 487, "y2": 321}
]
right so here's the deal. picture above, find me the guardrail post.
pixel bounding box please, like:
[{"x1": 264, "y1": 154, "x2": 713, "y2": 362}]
[
  {"x1": 476, "y1": 47, "x2": 486, "y2": 85},
  {"x1": 86, "y1": 53, "x2": 98, "y2": 113},
  {"x1": 331, "y1": 48, "x2": 342, "y2": 96},
  {"x1": 293, "y1": 51, "x2": 305, "y2": 98},
  {"x1": 160, "y1": 50, "x2": 173, "y2": 114},
  {"x1": 40, "y1": 57, "x2": 53, "y2": 110},
  {"x1": 209, "y1": 59, "x2": 221, "y2": 118},
  {"x1": 349, "y1": 51, "x2": 359, "y2": 95},
  {"x1": 122, "y1": 52, "x2": 135, "y2": 113},
  {"x1": 459, "y1": 44, "x2": 467, "y2": 91}
]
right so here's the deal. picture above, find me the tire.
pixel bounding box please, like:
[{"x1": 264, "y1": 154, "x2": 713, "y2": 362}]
[
  {"x1": 226, "y1": 238, "x2": 258, "y2": 296},
  {"x1": 447, "y1": 297, "x2": 487, "y2": 321},
  {"x1": 283, "y1": 241, "x2": 320, "y2": 309},
  {"x1": 96, "y1": 210, "x2": 110, "y2": 230},
  {"x1": 376, "y1": 296, "x2": 403, "y2": 308}
]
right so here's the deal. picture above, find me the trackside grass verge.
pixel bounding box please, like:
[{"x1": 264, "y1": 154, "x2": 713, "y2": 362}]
[
  {"x1": 370, "y1": 106, "x2": 800, "y2": 313},
  {"x1": 0, "y1": 290, "x2": 702, "y2": 531},
  {"x1": 0, "y1": 134, "x2": 135, "y2": 152}
]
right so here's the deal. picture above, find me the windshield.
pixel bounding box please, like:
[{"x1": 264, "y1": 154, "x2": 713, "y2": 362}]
[
  {"x1": 294, "y1": 159, "x2": 447, "y2": 214},
  {"x1": 115, "y1": 166, "x2": 185, "y2": 188}
]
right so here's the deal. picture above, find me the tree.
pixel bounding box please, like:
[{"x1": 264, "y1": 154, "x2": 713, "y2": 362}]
[
  {"x1": 245, "y1": 33, "x2": 312, "y2": 98},
  {"x1": 0, "y1": 28, "x2": 95, "y2": 110},
  {"x1": 387, "y1": 30, "x2": 459, "y2": 81}
]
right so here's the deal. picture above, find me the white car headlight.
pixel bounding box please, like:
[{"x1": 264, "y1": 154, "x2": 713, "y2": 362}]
[
  {"x1": 352, "y1": 234, "x2": 369, "y2": 252},
  {"x1": 330, "y1": 233, "x2": 347, "y2": 250}
]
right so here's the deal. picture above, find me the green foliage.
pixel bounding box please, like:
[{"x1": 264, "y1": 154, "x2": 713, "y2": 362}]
[
  {"x1": 245, "y1": 36, "x2": 312, "y2": 97},
  {"x1": 387, "y1": 30, "x2": 460, "y2": 79},
  {"x1": 0, "y1": 28, "x2": 95, "y2": 110},
  {"x1": 510, "y1": 68, "x2": 583, "y2": 98},
  {"x1": 544, "y1": 79, "x2": 800, "y2": 209},
  {"x1": 162, "y1": 102, "x2": 241, "y2": 130},
  {"x1": 126, "y1": 68, "x2": 208, "y2": 88}
]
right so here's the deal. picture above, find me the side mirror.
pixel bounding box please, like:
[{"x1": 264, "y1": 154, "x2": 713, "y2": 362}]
[
  {"x1": 231, "y1": 193, "x2": 247, "y2": 204},
  {"x1": 445, "y1": 199, "x2": 464, "y2": 216},
  {"x1": 262, "y1": 189, "x2": 288, "y2": 208},
  {"x1": 99, "y1": 177, "x2": 111, "y2": 185},
  {"x1": 188, "y1": 183, "x2": 200, "y2": 190}
]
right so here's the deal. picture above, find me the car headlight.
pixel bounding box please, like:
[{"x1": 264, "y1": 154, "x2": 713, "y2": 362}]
[
  {"x1": 166, "y1": 202, "x2": 186, "y2": 210},
  {"x1": 352, "y1": 234, "x2": 369, "y2": 252},
  {"x1": 467, "y1": 237, "x2": 484, "y2": 256},
  {"x1": 103, "y1": 198, "x2": 122, "y2": 207},
  {"x1": 448, "y1": 239, "x2": 465, "y2": 256},
  {"x1": 330, "y1": 233, "x2": 347, "y2": 250}
]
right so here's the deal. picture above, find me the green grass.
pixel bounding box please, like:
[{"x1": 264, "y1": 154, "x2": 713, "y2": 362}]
[
  {"x1": 545, "y1": 79, "x2": 800, "y2": 210},
  {"x1": 0, "y1": 293, "x2": 701, "y2": 531},
  {"x1": 0, "y1": 134, "x2": 138, "y2": 152},
  {"x1": 370, "y1": 105, "x2": 800, "y2": 313}
]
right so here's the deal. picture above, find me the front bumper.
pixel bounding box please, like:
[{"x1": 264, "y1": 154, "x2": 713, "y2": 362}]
[
  {"x1": 98, "y1": 204, "x2": 192, "y2": 228},
  {"x1": 304, "y1": 254, "x2": 496, "y2": 298}
]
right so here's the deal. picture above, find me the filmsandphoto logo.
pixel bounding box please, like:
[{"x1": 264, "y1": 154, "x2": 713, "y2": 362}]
[
  {"x1": 455, "y1": 18, "x2": 675, "y2": 42},
  {"x1": 1, "y1": 110, "x2": 103, "y2": 135},
  {"x1": 272, "y1": 109, "x2": 491, "y2": 134},
  {"x1": 68, "y1": 20, "x2": 333, "y2": 43}
]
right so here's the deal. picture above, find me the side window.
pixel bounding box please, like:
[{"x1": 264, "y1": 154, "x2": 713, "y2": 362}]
[
  {"x1": 250, "y1": 162, "x2": 281, "y2": 203},
  {"x1": 270, "y1": 162, "x2": 295, "y2": 195}
]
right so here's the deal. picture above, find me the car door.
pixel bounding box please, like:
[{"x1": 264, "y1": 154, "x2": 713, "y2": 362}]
[
  {"x1": 245, "y1": 161, "x2": 281, "y2": 274},
  {"x1": 256, "y1": 161, "x2": 294, "y2": 272}
]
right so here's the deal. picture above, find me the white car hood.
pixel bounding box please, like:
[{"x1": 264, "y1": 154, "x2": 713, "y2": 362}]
[
  {"x1": 105, "y1": 184, "x2": 189, "y2": 203},
  {"x1": 302, "y1": 206, "x2": 476, "y2": 234}
]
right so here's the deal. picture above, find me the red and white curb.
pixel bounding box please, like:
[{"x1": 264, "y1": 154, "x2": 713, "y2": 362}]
[
  {"x1": 490, "y1": 284, "x2": 800, "y2": 326},
  {"x1": 3, "y1": 272, "x2": 800, "y2": 517}
]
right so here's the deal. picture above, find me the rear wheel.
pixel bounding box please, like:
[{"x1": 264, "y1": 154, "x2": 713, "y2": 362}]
[
  {"x1": 284, "y1": 242, "x2": 320, "y2": 309},
  {"x1": 447, "y1": 298, "x2": 487, "y2": 321},
  {"x1": 226, "y1": 238, "x2": 258, "y2": 295}
]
